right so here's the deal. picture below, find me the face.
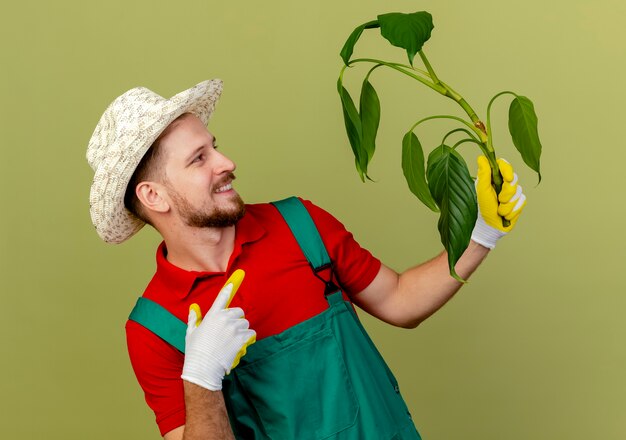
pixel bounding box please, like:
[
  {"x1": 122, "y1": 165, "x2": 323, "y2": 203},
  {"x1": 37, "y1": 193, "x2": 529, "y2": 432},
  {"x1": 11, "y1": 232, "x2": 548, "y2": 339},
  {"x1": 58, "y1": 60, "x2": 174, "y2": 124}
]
[{"x1": 159, "y1": 113, "x2": 245, "y2": 228}]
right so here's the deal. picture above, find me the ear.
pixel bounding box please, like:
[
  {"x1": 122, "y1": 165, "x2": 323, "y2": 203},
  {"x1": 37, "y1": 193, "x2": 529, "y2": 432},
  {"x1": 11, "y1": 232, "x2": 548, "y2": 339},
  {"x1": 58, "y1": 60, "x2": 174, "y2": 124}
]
[{"x1": 136, "y1": 181, "x2": 170, "y2": 216}]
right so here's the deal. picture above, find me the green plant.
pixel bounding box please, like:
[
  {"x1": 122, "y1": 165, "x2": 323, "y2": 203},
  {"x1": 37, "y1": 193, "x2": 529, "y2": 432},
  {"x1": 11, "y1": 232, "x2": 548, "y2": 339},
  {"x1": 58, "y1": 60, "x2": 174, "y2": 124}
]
[{"x1": 337, "y1": 11, "x2": 543, "y2": 282}]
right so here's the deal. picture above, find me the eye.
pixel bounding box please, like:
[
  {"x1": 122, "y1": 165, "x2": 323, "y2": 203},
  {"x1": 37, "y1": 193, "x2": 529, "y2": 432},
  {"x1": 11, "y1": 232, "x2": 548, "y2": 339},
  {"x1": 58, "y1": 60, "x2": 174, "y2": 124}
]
[
  {"x1": 213, "y1": 143, "x2": 219, "y2": 149},
  {"x1": 192, "y1": 153, "x2": 205, "y2": 163}
]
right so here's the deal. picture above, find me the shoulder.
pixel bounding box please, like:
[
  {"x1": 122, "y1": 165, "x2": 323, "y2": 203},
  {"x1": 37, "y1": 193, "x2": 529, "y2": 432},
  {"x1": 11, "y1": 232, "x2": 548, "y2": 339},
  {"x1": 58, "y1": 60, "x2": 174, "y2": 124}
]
[
  {"x1": 297, "y1": 197, "x2": 349, "y2": 235},
  {"x1": 256, "y1": 196, "x2": 356, "y2": 250},
  {"x1": 125, "y1": 318, "x2": 183, "y2": 363},
  {"x1": 243, "y1": 197, "x2": 344, "y2": 230}
]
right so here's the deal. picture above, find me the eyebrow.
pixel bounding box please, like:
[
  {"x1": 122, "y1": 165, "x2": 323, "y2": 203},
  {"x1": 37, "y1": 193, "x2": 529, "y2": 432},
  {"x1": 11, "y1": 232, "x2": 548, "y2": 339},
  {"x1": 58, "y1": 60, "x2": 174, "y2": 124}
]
[
  {"x1": 186, "y1": 145, "x2": 204, "y2": 163},
  {"x1": 185, "y1": 137, "x2": 218, "y2": 163}
]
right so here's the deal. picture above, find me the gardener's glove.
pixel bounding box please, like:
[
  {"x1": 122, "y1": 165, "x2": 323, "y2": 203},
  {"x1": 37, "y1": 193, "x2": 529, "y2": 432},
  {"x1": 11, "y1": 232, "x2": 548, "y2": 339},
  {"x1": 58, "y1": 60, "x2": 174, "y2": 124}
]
[
  {"x1": 471, "y1": 155, "x2": 527, "y2": 249},
  {"x1": 181, "y1": 283, "x2": 256, "y2": 391}
]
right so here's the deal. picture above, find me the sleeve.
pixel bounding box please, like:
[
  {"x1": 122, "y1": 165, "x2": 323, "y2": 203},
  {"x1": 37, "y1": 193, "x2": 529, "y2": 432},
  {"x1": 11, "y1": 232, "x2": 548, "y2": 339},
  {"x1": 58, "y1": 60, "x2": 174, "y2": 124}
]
[
  {"x1": 299, "y1": 197, "x2": 382, "y2": 295},
  {"x1": 125, "y1": 319, "x2": 186, "y2": 437}
]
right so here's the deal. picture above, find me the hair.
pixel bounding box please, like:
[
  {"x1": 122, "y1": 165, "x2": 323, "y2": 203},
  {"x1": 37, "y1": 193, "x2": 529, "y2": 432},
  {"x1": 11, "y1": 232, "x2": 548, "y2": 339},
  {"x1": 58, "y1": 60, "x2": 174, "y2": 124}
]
[
  {"x1": 123, "y1": 113, "x2": 191, "y2": 225},
  {"x1": 123, "y1": 138, "x2": 166, "y2": 226}
]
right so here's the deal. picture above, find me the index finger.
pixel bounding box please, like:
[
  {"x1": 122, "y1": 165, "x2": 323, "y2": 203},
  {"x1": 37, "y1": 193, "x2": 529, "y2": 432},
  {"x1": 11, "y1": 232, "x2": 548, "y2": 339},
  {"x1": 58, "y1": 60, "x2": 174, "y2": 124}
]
[
  {"x1": 209, "y1": 283, "x2": 234, "y2": 312},
  {"x1": 209, "y1": 269, "x2": 246, "y2": 312},
  {"x1": 224, "y1": 269, "x2": 245, "y2": 308}
]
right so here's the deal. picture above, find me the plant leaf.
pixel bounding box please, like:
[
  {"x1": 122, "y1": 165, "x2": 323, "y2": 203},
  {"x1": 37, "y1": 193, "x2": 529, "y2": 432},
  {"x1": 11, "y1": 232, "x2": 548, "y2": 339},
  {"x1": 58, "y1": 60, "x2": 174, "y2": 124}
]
[
  {"x1": 377, "y1": 11, "x2": 434, "y2": 67},
  {"x1": 508, "y1": 95, "x2": 542, "y2": 183},
  {"x1": 339, "y1": 19, "x2": 380, "y2": 65},
  {"x1": 427, "y1": 143, "x2": 469, "y2": 171},
  {"x1": 426, "y1": 145, "x2": 477, "y2": 282},
  {"x1": 337, "y1": 77, "x2": 365, "y2": 181},
  {"x1": 402, "y1": 131, "x2": 439, "y2": 212},
  {"x1": 359, "y1": 78, "x2": 380, "y2": 178}
]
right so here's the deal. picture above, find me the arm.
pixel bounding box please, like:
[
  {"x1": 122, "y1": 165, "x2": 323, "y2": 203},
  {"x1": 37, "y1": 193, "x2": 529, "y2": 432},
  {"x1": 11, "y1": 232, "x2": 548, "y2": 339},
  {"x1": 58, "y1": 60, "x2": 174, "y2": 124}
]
[
  {"x1": 351, "y1": 240, "x2": 489, "y2": 329},
  {"x1": 351, "y1": 156, "x2": 527, "y2": 329},
  {"x1": 172, "y1": 281, "x2": 255, "y2": 440},
  {"x1": 163, "y1": 384, "x2": 234, "y2": 440}
]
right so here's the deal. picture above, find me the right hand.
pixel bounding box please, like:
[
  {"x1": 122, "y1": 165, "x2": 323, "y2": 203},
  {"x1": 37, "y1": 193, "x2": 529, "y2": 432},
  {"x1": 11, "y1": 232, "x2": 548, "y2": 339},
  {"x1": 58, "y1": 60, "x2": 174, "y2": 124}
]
[
  {"x1": 181, "y1": 283, "x2": 256, "y2": 391},
  {"x1": 471, "y1": 156, "x2": 527, "y2": 249}
]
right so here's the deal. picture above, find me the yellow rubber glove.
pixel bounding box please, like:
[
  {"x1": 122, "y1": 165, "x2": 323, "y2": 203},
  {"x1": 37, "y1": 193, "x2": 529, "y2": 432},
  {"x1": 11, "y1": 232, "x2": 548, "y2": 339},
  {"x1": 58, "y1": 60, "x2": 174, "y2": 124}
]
[{"x1": 471, "y1": 156, "x2": 527, "y2": 249}]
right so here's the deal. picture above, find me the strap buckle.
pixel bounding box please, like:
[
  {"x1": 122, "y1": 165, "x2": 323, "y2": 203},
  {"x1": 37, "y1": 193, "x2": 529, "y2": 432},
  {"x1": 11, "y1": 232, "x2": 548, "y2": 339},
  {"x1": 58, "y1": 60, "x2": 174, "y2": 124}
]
[{"x1": 311, "y1": 262, "x2": 340, "y2": 297}]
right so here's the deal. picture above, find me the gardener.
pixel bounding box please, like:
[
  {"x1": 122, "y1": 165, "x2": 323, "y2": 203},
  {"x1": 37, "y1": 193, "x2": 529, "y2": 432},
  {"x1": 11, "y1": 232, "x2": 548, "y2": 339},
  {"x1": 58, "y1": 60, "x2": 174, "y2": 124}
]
[{"x1": 86, "y1": 79, "x2": 526, "y2": 440}]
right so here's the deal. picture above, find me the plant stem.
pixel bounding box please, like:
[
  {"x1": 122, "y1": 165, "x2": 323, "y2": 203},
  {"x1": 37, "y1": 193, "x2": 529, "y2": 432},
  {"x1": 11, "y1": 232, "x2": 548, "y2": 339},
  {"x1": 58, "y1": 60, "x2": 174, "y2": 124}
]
[
  {"x1": 451, "y1": 138, "x2": 485, "y2": 151},
  {"x1": 486, "y1": 90, "x2": 517, "y2": 155},
  {"x1": 438, "y1": 80, "x2": 487, "y2": 143},
  {"x1": 348, "y1": 58, "x2": 446, "y2": 94},
  {"x1": 410, "y1": 115, "x2": 473, "y2": 132},
  {"x1": 409, "y1": 115, "x2": 490, "y2": 157},
  {"x1": 419, "y1": 50, "x2": 441, "y2": 85},
  {"x1": 364, "y1": 63, "x2": 385, "y2": 82},
  {"x1": 384, "y1": 61, "x2": 431, "y2": 78},
  {"x1": 484, "y1": 91, "x2": 518, "y2": 212},
  {"x1": 431, "y1": 79, "x2": 503, "y2": 205},
  {"x1": 416, "y1": 51, "x2": 486, "y2": 142},
  {"x1": 441, "y1": 128, "x2": 479, "y2": 146},
  {"x1": 348, "y1": 58, "x2": 489, "y2": 144}
]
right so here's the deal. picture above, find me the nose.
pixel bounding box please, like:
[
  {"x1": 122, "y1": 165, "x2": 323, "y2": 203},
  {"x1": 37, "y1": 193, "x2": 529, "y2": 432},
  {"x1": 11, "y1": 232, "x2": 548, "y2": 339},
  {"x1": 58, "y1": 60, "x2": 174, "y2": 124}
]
[{"x1": 213, "y1": 149, "x2": 236, "y2": 175}]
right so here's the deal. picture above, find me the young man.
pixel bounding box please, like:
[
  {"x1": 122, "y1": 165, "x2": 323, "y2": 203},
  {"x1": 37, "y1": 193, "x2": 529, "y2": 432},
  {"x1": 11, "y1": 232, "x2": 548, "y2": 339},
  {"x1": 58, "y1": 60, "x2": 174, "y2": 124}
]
[{"x1": 86, "y1": 80, "x2": 526, "y2": 440}]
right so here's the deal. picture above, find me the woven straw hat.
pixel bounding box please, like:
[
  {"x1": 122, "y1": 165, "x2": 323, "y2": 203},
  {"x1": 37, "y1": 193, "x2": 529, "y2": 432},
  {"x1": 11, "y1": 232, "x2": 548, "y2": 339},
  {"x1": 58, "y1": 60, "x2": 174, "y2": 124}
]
[{"x1": 86, "y1": 79, "x2": 223, "y2": 244}]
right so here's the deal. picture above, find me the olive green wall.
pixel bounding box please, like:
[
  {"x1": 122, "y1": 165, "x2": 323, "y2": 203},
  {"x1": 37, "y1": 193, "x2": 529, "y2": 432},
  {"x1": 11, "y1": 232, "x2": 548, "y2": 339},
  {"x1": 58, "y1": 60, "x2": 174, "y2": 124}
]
[{"x1": 2, "y1": 0, "x2": 624, "y2": 438}]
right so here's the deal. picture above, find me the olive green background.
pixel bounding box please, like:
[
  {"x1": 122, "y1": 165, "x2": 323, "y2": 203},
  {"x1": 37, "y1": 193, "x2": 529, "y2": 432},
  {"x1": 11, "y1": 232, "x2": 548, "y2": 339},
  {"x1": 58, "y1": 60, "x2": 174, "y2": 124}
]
[{"x1": 1, "y1": 0, "x2": 624, "y2": 438}]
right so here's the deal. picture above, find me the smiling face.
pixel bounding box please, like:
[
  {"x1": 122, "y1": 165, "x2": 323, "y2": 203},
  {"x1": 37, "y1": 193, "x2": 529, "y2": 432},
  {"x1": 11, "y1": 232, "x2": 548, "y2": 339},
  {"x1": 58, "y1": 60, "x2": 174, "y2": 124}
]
[{"x1": 157, "y1": 112, "x2": 245, "y2": 228}]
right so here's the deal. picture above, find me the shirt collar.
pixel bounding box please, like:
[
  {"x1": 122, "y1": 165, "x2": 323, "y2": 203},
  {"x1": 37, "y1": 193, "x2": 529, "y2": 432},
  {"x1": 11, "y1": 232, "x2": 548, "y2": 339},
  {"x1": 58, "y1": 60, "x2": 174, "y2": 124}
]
[{"x1": 154, "y1": 207, "x2": 266, "y2": 299}]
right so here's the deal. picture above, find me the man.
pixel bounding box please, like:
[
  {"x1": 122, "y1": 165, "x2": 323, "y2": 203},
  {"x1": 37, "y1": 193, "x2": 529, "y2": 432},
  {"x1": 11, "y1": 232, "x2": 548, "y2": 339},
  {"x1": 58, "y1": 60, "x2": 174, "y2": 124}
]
[{"x1": 86, "y1": 80, "x2": 526, "y2": 439}]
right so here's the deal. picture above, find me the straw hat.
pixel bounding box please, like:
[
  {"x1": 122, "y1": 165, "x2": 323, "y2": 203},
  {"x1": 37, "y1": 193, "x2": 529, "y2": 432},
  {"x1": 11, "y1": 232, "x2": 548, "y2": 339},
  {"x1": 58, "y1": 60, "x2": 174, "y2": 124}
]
[{"x1": 86, "y1": 79, "x2": 223, "y2": 244}]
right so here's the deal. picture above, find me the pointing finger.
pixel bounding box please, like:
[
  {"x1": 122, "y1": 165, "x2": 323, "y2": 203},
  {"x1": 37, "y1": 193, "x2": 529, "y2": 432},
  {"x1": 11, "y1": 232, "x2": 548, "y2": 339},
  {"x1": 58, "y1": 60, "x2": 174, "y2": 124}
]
[
  {"x1": 224, "y1": 270, "x2": 245, "y2": 308},
  {"x1": 189, "y1": 303, "x2": 202, "y2": 327},
  {"x1": 186, "y1": 309, "x2": 197, "y2": 338},
  {"x1": 209, "y1": 283, "x2": 234, "y2": 313}
]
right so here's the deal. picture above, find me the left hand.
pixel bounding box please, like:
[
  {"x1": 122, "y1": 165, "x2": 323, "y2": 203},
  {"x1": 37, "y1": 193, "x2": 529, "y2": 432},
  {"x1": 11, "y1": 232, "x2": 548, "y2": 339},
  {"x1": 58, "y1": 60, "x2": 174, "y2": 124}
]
[
  {"x1": 471, "y1": 155, "x2": 527, "y2": 249},
  {"x1": 181, "y1": 283, "x2": 256, "y2": 391}
]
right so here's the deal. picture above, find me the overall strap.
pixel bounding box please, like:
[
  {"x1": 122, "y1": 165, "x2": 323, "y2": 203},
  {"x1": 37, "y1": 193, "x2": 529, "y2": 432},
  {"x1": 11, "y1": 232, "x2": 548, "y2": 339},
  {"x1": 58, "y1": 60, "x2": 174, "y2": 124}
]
[
  {"x1": 271, "y1": 197, "x2": 340, "y2": 297},
  {"x1": 128, "y1": 196, "x2": 338, "y2": 351},
  {"x1": 129, "y1": 297, "x2": 187, "y2": 353}
]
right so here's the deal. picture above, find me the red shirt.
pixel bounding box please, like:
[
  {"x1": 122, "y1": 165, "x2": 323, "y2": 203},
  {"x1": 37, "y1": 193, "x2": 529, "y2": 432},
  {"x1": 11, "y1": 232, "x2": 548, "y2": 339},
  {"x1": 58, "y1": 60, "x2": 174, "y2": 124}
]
[{"x1": 125, "y1": 198, "x2": 381, "y2": 436}]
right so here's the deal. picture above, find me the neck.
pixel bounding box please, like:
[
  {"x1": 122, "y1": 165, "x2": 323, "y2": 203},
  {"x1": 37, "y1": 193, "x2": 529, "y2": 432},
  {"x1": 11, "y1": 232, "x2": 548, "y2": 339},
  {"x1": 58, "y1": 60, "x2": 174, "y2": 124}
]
[{"x1": 162, "y1": 224, "x2": 236, "y2": 273}]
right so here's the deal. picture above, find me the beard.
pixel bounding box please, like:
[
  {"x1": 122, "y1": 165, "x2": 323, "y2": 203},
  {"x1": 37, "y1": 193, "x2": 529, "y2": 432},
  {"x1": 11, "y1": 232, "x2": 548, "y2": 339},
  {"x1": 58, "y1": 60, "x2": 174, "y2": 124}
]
[{"x1": 167, "y1": 176, "x2": 246, "y2": 228}]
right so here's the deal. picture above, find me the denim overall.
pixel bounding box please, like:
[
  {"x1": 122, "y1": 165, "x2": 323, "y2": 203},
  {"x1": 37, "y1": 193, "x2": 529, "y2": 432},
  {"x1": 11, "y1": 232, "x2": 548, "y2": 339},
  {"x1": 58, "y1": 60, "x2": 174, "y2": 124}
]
[{"x1": 129, "y1": 197, "x2": 422, "y2": 439}]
